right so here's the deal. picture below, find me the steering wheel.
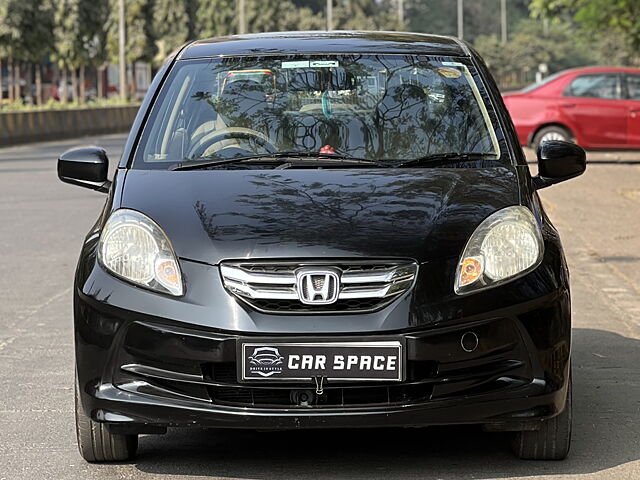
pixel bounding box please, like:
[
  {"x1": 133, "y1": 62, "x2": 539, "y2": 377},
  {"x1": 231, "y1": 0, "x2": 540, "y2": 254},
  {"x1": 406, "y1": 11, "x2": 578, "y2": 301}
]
[{"x1": 188, "y1": 127, "x2": 278, "y2": 158}]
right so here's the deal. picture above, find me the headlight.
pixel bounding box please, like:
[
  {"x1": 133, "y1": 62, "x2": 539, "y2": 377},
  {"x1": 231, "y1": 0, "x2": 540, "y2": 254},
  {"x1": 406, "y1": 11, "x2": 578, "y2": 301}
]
[
  {"x1": 98, "y1": 209, "x2": 183, "y2": 296},
  {"x1": 454, "y1": 206, "x2": 543, "y2": 295}
]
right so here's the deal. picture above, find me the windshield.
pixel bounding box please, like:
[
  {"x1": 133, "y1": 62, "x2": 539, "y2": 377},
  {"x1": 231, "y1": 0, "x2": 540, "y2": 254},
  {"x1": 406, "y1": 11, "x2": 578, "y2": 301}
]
[{"x1": 134, "y1": 54, "x2": 502, "y2": 168}]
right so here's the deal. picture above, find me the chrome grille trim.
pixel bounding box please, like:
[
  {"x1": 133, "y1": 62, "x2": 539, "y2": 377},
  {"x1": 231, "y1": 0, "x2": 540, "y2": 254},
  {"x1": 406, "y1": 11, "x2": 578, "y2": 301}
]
[
  {"x1": 219, "y1": 266, "x2": 296, "y2": 285},
  {"x1": 220, "y1": 261, "x2": 418, "y2": 313}
]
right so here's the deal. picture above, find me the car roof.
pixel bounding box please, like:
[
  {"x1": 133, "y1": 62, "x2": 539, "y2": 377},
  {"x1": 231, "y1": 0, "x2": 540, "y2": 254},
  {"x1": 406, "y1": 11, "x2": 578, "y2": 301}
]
[{"x1": 179, "y1": 31, "x2": 469, "y2": 60}]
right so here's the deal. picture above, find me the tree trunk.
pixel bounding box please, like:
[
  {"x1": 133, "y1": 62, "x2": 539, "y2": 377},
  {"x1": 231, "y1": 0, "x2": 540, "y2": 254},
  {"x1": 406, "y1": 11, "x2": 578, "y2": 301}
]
[
  {"x1": 61, "y1": 68, "x2": 68, "y2": 104},
  {"x1": 36, "y1": 64, "x2": 43, "y2": 105},
  {"x1": 71, "y1": 68, "x2": 78, "y2": 103},
  {"x1": 97, "y1": 64, "x2": 105, "y2": 99},
  {"x1": 14, "y1": 61, "x2": 21, "y2": 101},
  {"x1": 130, "y1": 63, "x2": 137, "y2": 99},
  {"x1": 79, "y1": 65, "x2": 85, "y2": 103},
  {"x1": 8, "y1": 59, "x2": 14, "y2": 102},
  {"x1": 0, "y1": 58, "x2": 3, "y2": 103},
  {"x1": 27, "y1": 63, "x2": 33, "y2": 105}
]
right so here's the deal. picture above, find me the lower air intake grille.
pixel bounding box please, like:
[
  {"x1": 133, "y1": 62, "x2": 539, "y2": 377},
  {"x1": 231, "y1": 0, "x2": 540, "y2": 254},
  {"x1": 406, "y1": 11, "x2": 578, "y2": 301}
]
[{"x1": 203, "y1": 361, "x2": 436, "y2": 408}]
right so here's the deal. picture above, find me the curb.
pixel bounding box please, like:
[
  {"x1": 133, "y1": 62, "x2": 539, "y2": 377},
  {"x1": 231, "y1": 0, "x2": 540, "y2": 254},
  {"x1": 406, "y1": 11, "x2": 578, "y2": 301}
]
[{"x1": 0, "y1": 106, "x2": 139, "y2": 147}]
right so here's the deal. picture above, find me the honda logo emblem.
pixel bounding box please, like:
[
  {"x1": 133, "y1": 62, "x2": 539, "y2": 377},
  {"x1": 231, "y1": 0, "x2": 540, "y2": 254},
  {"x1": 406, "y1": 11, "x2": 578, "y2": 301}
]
[{"x1": 296, "y1": 269, "x2": 340, "y2": 305}]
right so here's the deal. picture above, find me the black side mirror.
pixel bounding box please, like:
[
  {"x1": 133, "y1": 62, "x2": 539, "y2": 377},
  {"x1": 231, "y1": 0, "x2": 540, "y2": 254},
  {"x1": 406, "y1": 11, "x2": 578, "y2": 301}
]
[
  {"x1": 57, "y1": 147, "x2": 111, "y2": 193},
  {"x1": 533, "y1": 140, "x2": 586, "y2": 190}
]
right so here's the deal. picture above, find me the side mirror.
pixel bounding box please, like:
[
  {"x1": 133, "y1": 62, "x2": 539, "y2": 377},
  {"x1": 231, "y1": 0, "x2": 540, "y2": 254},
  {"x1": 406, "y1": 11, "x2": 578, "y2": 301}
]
[
  {"x1": 533, "y1": 140, "x2": 586, "y2": 190},
  {"x1": 57, "y1": 147, "x2": 111, "y2": 193}
]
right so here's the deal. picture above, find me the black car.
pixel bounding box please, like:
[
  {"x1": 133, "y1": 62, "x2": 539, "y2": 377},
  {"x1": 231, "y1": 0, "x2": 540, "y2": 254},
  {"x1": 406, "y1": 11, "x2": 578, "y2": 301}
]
[{"x1": 58, "y1": 32, "x2": 586, "y2": 462}]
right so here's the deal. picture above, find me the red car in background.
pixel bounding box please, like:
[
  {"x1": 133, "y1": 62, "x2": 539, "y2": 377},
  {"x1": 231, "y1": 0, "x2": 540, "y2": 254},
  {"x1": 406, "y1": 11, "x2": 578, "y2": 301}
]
[{"x1": 503, "y1": 66, "x2": 640, "y2": 150}]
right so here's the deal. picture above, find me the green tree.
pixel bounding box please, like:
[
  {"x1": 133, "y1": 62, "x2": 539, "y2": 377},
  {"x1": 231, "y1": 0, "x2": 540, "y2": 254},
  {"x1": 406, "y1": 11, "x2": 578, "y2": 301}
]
[
  {"x1": 332, "y1": 0, "x2": 399, "y2": 31},
  {"x1": 154, "y1": 0, "x2": 197, "y2": 61},
  {"x1": 107, "y1": 0, "x2": 156, "y2": 96},
  {"x1": 195, "y1": 0, "x2": 236, "y2": 38},
  {"x1": 474, "y1": 18, "x2": 595, "y2": 89},
  {"x1": 246, "y1": 0, "x2": 324, "y2": 33},
  {"x1": 0, "y1": 0, "x2": 10, "y2": 102},
  {"x1": 83, "y1": 0, "x2": 111, "y2": 99},
  {"x1": 531, "y1": 0, "x2": 640, "y2": 60},
  {"x1": 407, "y1": 0, "x2": 457, "y2": 36},
  {"x1": 54, "y1": 0, "x2": 110, "y2": 103},
  {"x1": 407, "y1": 0, "x2": 531, "y2": 42},
  {"x1": 0, "y1": 0, "x2": 54, "y2": 104}
]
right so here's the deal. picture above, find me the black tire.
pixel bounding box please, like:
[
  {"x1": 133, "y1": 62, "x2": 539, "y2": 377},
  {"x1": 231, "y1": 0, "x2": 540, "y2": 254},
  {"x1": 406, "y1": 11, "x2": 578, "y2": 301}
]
[
  {"x1": 510, "y1": 375, "x2": 572, "y2": 460},
  {"x1": 532, "y1": 125, "x2": 572, "y2": 151},
  {"x1": 75, "y1": 378, "x2": 138, "y2": 462}
]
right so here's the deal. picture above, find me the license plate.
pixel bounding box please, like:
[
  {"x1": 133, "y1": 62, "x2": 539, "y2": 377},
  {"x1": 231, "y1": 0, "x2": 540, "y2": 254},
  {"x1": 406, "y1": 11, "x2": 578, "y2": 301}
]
[{"x1": 239, "y1": 341, "x2": 404, "y2": 382}]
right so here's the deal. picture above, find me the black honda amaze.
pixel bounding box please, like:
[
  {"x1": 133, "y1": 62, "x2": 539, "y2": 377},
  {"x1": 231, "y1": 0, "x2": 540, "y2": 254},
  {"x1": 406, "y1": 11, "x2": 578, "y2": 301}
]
[{"x1": 58, "y1": 32, "x2": 586, "y2": 462}]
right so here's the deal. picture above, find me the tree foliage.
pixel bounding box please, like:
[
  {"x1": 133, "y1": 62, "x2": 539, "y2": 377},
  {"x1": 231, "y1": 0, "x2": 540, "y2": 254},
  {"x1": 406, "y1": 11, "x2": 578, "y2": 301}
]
[
  {"x1": 531, "y1": 0, "x2": 640, "y2": 58},
  {"x1": 475, "y1": 18, "x2": 595, "y2": 88},
  {"x1": 2, "y1": 0, "x2": 639, "y2": 103},
  {"x1": 407, "y1": 0, "x2": 531, "y2": 42},
  {"x1": 196, "y1": 0, "x2": 236, "y2": 38},
  {"x1": 0, "y1": 0, "x2": 54, "y2": 63},
  {"x1": 154, "y1": 0, "x2": 197, "y2": 60},
  {"x1": 53, "y1": 0, "x2": 109, "y2": 69},
  {"x1": 107, "y1": 0, "x2": 156, "y2": 64},
  {"x1": 246, "y1": 0, "x2": 324, "y2": 33},
  {"x1": 332, "y1": 0, "x2": 399, "y2": 31}
]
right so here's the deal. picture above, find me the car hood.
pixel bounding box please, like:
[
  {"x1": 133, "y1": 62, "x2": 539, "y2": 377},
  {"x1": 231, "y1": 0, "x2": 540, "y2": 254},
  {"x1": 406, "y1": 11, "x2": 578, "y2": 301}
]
[{"x1": 120, "y1": 167, "x2": 520, "y2": 265}]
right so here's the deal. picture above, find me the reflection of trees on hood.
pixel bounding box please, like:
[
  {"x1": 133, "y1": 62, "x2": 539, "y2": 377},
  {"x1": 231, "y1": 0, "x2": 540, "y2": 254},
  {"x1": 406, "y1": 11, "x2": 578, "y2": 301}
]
[{"x1": 192, "y1": 169, "x2": 516, "y2": 257}]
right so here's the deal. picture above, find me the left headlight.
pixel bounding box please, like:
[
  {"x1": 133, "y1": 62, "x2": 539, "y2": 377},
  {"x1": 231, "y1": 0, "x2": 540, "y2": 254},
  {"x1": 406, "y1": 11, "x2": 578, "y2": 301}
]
[
  {"x1": 98, "y1": 209, "x2": 183, "y2": 296},
  {"x1": 454, "y1": 205, "x2": 543, "y2": 295}
]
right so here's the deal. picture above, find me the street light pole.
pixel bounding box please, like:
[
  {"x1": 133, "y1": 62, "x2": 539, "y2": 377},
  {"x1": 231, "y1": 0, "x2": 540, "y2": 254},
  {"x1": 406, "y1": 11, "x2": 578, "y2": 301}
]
[
  {"x1": 327, "y1": 0, "x2": 333, "y2": 31},
  {"x1": 398, "y1": 0, "x2": 404, "y2": 27},
  {"x1": 118, "y1": 0, "x2": 126, "y2": 100},
  {"x1": 238, "y1": 0, "x2": 246, "y2": 34},
  {"x1": 457, "y1": 0, "x2": 464, "y2": 39},
  {"x1": 501, "y1": 0, "x2": 507, "y2": 43}
]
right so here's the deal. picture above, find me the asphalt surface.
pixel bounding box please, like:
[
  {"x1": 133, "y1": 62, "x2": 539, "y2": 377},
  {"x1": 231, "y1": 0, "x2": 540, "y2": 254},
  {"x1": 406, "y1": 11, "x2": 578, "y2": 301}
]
[{"x1": 0, "y1": 134, "x2": 638, "y2": 479}]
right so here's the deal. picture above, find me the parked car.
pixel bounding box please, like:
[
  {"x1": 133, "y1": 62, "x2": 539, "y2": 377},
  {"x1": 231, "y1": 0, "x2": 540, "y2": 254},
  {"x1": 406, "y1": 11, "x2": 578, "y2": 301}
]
[
  {"x1": 58, "y1": 31, "x2": 585, "y2": 463},
  {"x1": 503, "y1": 66, "x2": 640, "y2": 150}
]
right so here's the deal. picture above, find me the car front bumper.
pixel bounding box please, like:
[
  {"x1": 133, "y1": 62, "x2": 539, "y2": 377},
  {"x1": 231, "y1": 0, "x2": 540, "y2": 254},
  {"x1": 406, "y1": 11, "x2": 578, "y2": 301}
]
[{"x1": 75, "y1": 286, "x2": 571, "y2": 432}]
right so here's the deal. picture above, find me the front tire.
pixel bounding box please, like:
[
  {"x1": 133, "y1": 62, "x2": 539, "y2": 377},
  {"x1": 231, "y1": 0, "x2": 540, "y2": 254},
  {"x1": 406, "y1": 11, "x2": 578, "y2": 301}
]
[
  {"x1": 510, "y1": 375, "x2": 572, "y2": 460},
  {"x1": 75, "y1": 377, "x2": 138, "y2": 462}
]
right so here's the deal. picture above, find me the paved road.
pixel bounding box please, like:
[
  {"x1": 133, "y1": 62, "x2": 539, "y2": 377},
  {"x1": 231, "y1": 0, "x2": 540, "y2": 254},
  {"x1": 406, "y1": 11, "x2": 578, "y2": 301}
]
[{"x1": 0, "y1": 135, "x2": 638, "y2": 479}]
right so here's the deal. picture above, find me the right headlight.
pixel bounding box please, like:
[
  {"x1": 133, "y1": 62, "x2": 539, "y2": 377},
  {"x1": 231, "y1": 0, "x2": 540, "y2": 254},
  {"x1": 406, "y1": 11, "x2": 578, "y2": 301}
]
[
  {"x1": 454, "y1": 205, "x2": 544, "y2": 295},
  {"x1": 98, "y1": 209, "x2": 183, "y2": 296}
]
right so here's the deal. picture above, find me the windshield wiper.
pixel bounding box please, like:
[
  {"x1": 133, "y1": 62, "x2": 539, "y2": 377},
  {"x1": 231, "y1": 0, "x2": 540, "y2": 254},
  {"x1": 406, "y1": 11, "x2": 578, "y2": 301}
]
[
  {"x1": 170, "y1": 152, "x2": 385, "y2": 171},
  {"x1": 392, "y1": 152, "x2": 499, "y2": 168}
]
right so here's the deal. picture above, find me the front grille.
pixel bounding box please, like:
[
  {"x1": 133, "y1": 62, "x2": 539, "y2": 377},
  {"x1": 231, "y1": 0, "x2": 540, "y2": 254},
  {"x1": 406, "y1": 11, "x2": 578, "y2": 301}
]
[
  {"x1": 249, "y1": 297, "x2": 384, "y2": 313},
  {"x1": 220, "y1": 260, "x2": 418, "y2": 313},
  {"x1": 203, "y1": 361, "x2": 436, "y2": 408}
]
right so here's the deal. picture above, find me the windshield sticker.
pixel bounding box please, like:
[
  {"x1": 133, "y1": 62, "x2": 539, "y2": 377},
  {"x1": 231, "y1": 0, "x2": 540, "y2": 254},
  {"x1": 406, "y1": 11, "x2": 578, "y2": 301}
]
[
  {"x1": 310, "y1": 60, "x2": 339, "y2": 68},
  {"x1": 441, "y1": 61, "x2": 465, "y2": 67},
  {"x1": 437, "y1": 67, "x2": 462, "y2": 79},
  {"x1": 281, "y1": 60, "x2": 310, "y2": 69}
]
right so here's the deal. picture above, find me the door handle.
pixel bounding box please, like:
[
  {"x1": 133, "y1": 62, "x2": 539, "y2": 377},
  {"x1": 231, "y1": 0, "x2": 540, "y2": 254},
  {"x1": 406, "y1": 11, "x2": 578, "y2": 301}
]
[{"x1": 560, "y1": 103, "x2": 576, "y2": 108}]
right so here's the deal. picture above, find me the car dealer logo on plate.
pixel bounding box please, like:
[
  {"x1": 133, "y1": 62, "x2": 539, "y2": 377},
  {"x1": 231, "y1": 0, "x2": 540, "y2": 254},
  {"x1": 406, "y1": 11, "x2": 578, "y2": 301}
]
[{"x1": 248, "y1": 347, "x2": 284, "y2": 377}]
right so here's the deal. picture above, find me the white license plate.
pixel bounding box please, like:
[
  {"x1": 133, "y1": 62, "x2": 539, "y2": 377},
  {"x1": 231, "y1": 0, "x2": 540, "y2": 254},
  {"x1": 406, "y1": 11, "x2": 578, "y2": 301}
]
[{"x1": 239, "y1": 341, "x2": 404, "y2": 382}]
